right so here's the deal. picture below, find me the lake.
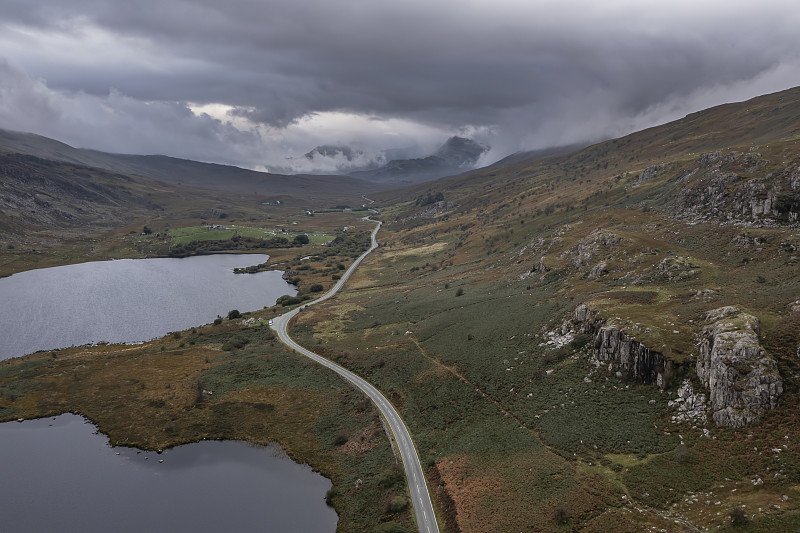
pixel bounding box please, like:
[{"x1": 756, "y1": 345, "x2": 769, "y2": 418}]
[
  {"x1": 0, "y1": 255, "x2": 336, "y2": 531},
  {"x1": 0, "y1": 414, "x2": 338, "y2": 533},
  {"x1": 0, "y1": 254, "x2": 294, "y2": 360}
]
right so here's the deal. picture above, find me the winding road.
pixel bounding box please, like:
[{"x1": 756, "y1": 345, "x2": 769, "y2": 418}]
[{"x1": 271, "y1": 218, "x2": 440, "y2": 533}]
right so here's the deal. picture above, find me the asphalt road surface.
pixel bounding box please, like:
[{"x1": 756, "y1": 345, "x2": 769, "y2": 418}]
[{"x1": 271, "y1": 218, "x2": 440, "y2": 533}]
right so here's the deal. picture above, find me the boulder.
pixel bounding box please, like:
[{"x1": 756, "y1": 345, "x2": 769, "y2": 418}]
[{"x1": 696, "y1": 307, "x2": 783, "y2": 427}]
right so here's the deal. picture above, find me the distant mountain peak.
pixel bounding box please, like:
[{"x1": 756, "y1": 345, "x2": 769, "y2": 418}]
[
  {"x1": 304, "y1": 145, "x2": 359, "y2": 161},
  {"x1": 434, "y1": 136, "x2": 489, "y2": 168},
  {"x1": 349, "y1": 136, "x2": 490, "y2": 184}
]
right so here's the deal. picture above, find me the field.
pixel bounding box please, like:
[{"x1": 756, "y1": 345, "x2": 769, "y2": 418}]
[{"x1": 168, "y1": 224, "x2": 332, "y2": 246}]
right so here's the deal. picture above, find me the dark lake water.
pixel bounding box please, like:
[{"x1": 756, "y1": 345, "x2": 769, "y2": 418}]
[
  {"x1": 0, "y1": 255, "x2": 335, "y2": 531},
  {"x1": 0, "y1": 254, "x2": 295, "y2": 360},
  {"x1": 0, "y1": 414, "x2": 338, "y2": 533}
]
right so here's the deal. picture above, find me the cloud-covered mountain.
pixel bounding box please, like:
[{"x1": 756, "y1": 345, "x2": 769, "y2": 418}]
[{"x1": 350, "y1": 136, "x2": 489, "y2": 184}]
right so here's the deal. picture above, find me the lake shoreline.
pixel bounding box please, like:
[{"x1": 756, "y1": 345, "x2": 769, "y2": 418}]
[
  {"x1": 0, "y1": 413, "x2": 338, "y2": 533},
  {"x1": 0, "y1": 253, "x2": 294, "y2": 361}
]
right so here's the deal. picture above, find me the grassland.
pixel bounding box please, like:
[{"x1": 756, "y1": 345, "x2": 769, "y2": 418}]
[
  {"x1": 168, "y1": 224, "x2": 332, "y2": 246},
  {"x1": 3, "y1": 87, "x2": 800, "y2": 531}
]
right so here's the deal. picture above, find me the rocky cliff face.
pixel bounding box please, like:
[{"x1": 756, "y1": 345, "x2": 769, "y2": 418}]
[
  {"x1": 571, "y1": 304, "x2": 676, "y2": 388},
  {"x1": 570, "y1": 303, "x2": 782, "y2": 428},
  {"x1": 696, "y1": 306, "x2": 783, "y2": 428},
  {"x1": 672, "y1": 150, "x2": 800, "y2": 226}
]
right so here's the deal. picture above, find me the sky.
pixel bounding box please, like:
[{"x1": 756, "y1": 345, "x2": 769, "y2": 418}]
[{"x1": 1, "y1": 0, "x2": 800, "y2": 173}]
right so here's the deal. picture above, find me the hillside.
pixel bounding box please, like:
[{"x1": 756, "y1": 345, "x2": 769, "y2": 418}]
[
  {"x1": 0, "y1": 129, "x2": 388, "y2": 275},
  {"x1": 2, "y1": 86, "x2": 800, "y2": 532},
  {"x1": 288, "y1": 86, "x2": 800, "y2": 531},
  {"x1": 0, "y1": 128, "x2": 386, "y2": 197}
]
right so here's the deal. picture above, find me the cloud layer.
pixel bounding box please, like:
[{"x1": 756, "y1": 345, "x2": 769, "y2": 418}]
[{"x1": 1, "y1": 0, "x2": 799, "y2": 171}]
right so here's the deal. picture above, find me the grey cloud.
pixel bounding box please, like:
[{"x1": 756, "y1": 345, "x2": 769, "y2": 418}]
[{"x1": 1, "y1": 1, "x2": 800, "y2": 169}]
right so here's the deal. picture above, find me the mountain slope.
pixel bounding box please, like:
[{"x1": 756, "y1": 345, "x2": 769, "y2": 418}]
[
  {"x1": 379, "y1": 86, "x2": 800, "y2": 207},
  {"x1": 0, "y1": 152, "x2": 173, "y2": 235},
  {"x1": 290, "y1": 86, "x2": 800, "y2": 531},
  {"x1": 0, "y1": 128, "x2": 386, "y2": 197}
]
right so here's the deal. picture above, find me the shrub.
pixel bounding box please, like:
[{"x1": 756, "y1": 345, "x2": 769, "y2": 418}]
[
  {"x1": 553, "y1": 505, "x2": 570, "y2": 525},
  {"x1": 227, "y1": 309, "x2": 241, "y2": 320},
  {"x1": 568, "y1": 333, "x2": 592, "y2": 350},
  {"x1": 378, "y1": 465, "x2": 404, "y2": 488},
  {"x1": 385, "y1": 495, "x2": 408, "y2": 514},
  {"x1": 455, "y1": 288, "x2": 464, "y2": 297},
  {"x1": 309, "y1": 284, "x2": 324, "y2": 292},
  {"x1": 324, "y1": 487, "x2": 338, "y2": 506},
  {"x1": 775, "y1": 192, "x2": 800, "y2": 217},
  {"x1": 213, "y1": 317, "x2": 223, "y2": 325},
  {"x1": 292, "y1": 234, "x2": 310, "y2": 245},
  {"x1": 221, "y1": 334, "x2": 250, "y2": 351},
  {"x1": 730, "y1": 507, "x2": 748, "y2": 526},
  {"x1": 333, "y1": 429, "x2": 349, "y2": 446}
]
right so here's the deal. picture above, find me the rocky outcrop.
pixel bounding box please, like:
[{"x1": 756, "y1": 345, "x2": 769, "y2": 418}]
[
  {"x1": 571, "y1": 304, "x2": 677, "y2": 387},
  {"x1": 696, "y1": 306, "x2": 783, "y2": 428},
  {"x1": 668, "y1": 379, "x2": 707, "y2": 424},
  {"x1": 672, "y1": 151, "x2": 800, "y2": 226},
  {"x1": 587, "y1": 261, "x2": 608, "y2": 278},
  {"x1": 282, "y1": 269, "x2": 300, "y2": 285},
  {"x1": 563, "y1": 229, "x2": 626, "y2": 269}
]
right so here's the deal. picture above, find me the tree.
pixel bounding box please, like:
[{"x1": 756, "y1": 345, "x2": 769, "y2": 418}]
[
  {"x1": 142, "y1": 226, "x2": 152, "y2": 235},
  {"x1": 293, "y1": 234, "x2": 310, "y2": 245},
  {"x1": 227, "y1": 309, "x2": 241, "y2": 320}
]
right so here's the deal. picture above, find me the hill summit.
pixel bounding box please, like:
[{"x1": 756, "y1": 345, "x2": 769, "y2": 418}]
[{"x1": 351, "y1": 136, "x2": 488, "y2": 184}]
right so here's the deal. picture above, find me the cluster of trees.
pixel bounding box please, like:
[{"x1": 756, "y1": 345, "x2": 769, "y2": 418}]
[
  {"x1": 317, "y1": 231, "x2": 371, "y2": 259},
  {"x1": 169, "y1": 233, "x2": 309, "y2": 258},
  {"x1": 416, "y1": 191, "x2": 445, "y2": 206}
]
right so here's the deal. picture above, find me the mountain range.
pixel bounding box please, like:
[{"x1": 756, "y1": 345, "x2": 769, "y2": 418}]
[{"x1": 0, "y1": 128, "x2": 385, "y2": 197}]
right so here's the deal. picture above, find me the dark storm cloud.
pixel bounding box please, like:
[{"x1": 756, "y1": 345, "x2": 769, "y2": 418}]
[{"x1": 1, "y1": 0, "x2": 799, "y2": 168}]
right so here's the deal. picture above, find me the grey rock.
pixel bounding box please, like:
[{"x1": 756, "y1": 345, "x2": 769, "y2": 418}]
[
  {"x1": 571, "y1": 304, "x2": 676, "y2": 388},
  {"x1": 696, "y1": 307, "x2": 783, "y2": 427},
  {"x1": 672, "y1": 151, "x2": 799, "y2": 227},
  {"x1": 588, "y1": 261, "x2": 608, "y2": 278},
  {"x1": 635, "y1": 165, "x2": 663, "y2": 185}
]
